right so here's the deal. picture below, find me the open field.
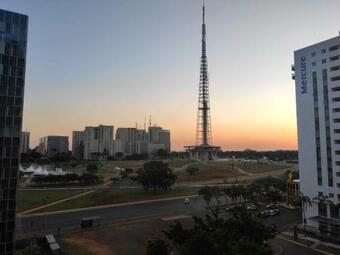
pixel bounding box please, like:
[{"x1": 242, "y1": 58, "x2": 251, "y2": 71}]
[
  {"x1": 176, "y1": 161, "x2": 244, "y2": 182},
  {"x1": 34, "y1": 187, "x2": 199, "y2": 214},
  {"x1": 174, "y1": 160, "x2": 290, "y2": 182},
  {"x1": 17, "y1": 190, "x2": 84, "y2": 213},
  {"x1": 23, "y1": 159, "x2": 292, "y2": 187},
  {"x1": 232, "y1": 160, "x2": 290, "y2": 173}
]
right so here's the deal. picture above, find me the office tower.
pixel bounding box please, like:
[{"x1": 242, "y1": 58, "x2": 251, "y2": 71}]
[
  {"x1": 136, "y1": 129, "x2": 148, "y2": 154},
  {"x1": 72, "y1": 131, "x2": 84, "y2": 160},
  {"x1": 83, "y1": 125, "x2": 113, "y2": 160},
  {"x1": 115, "y1": 128, "x2": 137, "y2": 155},
  {"x1": 38, "y1": 136, "x2": 69, "y2": 157},
  {"x1": 0, "y1": 9, "x2": 28, "y2": 255},
  {"x1": 293, "y1": 32, "x2": 340, "y2": 233},
  {"x1": 148, "y1": 126, "x2": 171, "y2": 153},
  {"x1": 19, "y1": 131, "x2": 29, "y2": 154},
  {"x1": 185, "y1": 2, "x2": 220, "y2": 160}
]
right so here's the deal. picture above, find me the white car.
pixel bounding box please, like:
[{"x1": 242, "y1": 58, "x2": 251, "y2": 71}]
[{"x1": 184, "y1": 198, "x2": 190, "y2": 204}]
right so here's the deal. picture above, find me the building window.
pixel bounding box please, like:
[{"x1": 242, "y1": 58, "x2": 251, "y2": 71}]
[
  {"x1": 318, "y1": 191, "x2": 324, "y2": 196},
  {"x1": 322, "y1": 49, "x2": 327, "y2": 54},
  {"x1": 332, "y1": 87, "x2": 340, "y2": 92},
  {"x1": 331, "y1": 76, "x2": 340, "y2": 81},
  {"x1": 318, "y1": 202, "x2": 328, "y2": 217},
  {"x1": 329, "y1": 193, "x2": 334, "y2": 198},
  {"x1": 312, "y1": 62, "x2": 316, "y2": 67},
  {"x1": 331, "y1": 66, "x2": 340, "y2": 71},
  {"x1": 338, "y1": 194, "x2": 340, "y2": 201},
  {"x1": 330, "y1": 56, "x2": 339, "y2": 61},
  {"x1": 311, "y1": 52, "x2": 316, "y2": 57},
  {"x1": 330, "y1": 204, "x2": 340, "y2": 219},
  {"x1": 323, "y1": 69, "x2": 333, "y2": 187},
  {"x1": 330, "y1": 45, "x2": 339, "y2": 51},
  {"x1": 322, "y1": 59, "x2": 327, "y2": 64}
]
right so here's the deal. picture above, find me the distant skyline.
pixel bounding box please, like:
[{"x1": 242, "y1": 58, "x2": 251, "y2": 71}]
[{"x1": 2, "y1": 0, "x2": 340, "y2": 151}]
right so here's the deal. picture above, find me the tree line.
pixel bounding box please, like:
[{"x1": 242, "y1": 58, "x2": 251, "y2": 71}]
[
  {"x1": 198, "y1": 176, "x2": 287, "y2": 208},
  {"x1": 32, "y1": 173, "x2": 100, "y2": 185}
]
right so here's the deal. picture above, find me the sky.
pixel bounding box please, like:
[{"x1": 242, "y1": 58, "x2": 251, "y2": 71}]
[{"x1": 2, "y1": 0, "x2": 340, "y2": 151}]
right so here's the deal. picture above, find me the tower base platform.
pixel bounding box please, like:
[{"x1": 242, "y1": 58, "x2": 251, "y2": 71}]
[{"x1": 185, "y1": 144, "x2": 221, "y2": 161}]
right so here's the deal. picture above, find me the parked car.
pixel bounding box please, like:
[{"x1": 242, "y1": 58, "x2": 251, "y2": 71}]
[
  {"x1": 268, "y1": 209, "x2": 280, "y2": 216},
  {"x1": 265, "y1": 203, "x2": 278, "y2": 209},
  {"x1": 257, "y1": 211, "x2": 270, "y2": 218},
  {"x1": 246, "y1": 204, "x2": 258, "y2": 211}
]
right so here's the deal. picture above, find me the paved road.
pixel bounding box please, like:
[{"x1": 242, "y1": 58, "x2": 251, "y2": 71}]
[
  {"x1": 275, "y1": 237, "x2": 323, "y2": 255},
  {"x1": 17, "y1": 195, "x2": 300, "y2": 235},
  {"x1": 16, "y1": 196, "x2": 206, "y2": 234}
]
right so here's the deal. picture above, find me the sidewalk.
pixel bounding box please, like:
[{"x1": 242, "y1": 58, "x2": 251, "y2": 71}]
[{"x1": 279, "y1": 231, "x2": 340, "y2": 255}]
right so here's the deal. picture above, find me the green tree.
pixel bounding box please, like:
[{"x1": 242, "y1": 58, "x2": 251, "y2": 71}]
[
  {"x1": 198, "y1": 186, "x2": 212, "y2": 207},
  {"x1": 146, "y1": 236, "x2": 171, "y2": 255},
  {"x1": 160, "y1": 209, "x2": 274, "y2": 255},
  {"x1": 186, "y1": 167, "x2": 199, "y2": 176},
  {"x1": 86, "y1": 163, "x2": 98, "y2": 174},
  {"x1": 299, "y1": 192, "x2": 312, "y2": 225},
  {"x1": 120, "y1": 168, "x2": 133, "y2": 179},
  {"x1": 115, "y1": 152, "x2": 124, "y2": 160},
  {"x1": 137, "y1": 161, "x2": 176, "y2": 191}
]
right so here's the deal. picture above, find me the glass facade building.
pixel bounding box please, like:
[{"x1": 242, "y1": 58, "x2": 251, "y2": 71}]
[{"x1": 0, "y1": 9, "x2": 28, "y2": 255}]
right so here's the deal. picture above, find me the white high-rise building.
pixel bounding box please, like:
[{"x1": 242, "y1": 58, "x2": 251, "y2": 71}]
[
  {"x1": 294, "y1": 33, "x2": 340, "y2": 234},
  {"x1": 83, "y1": 125, "x2": 113, "y2": 160}
]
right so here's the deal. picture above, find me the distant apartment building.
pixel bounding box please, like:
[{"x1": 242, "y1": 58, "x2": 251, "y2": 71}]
[
  {"x1": 38, "y1": 136, "x2": 69, "y2": 157},
  {"x1": 148, "y1": 126, "x2": 171, "y2": 153},
  {"x1": 115, "y1": 128, "x2": 137, "y2": 155},
  {"x1": 72, "y1": 131, "x2": 84, "y2": 160},
  {"x1": 0, "y1": 9, "x2": 28, "y2": 255},
  {"x1": 19, "y1": 131, "x2": 30, "y2": 154},
  {"x1": 114, "y1": 126, "x2": 171, "y2": 155},
  {"x1": 83, "y1": 125, "x2": 113, "y2": 160},
  {"x1": 294, "y1": 33, "x2": 340, "y2": 234}
]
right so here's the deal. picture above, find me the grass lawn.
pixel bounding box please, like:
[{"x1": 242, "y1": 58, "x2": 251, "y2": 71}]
[
  {"x1": 165, "y1": 159, "x2": 197, "y2": 168},
  {"x1": 176, "y1": 161, "x2": 245, "y2": 182},
  {"x1": 34, "y1": 187, "x2": 199, "y2": 214},
  {"x1": 232, "y1": 161, "x2": 289, "y2": 173},
  {"x1": 17, "y1": 190, "x2": 84, "y2": 213}
]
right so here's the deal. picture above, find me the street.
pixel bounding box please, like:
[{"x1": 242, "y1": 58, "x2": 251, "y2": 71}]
[{"x1": 17, "y1": 196, "x2": 324, "y2": 255}]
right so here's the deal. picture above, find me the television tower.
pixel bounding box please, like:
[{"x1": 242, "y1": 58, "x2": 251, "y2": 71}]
[
  {"x1": 185, "y1": 1, "x2": 220, "y2": 160},
  {"x1": 196, "y1": 0, "x2": 211, "y2": 146}
]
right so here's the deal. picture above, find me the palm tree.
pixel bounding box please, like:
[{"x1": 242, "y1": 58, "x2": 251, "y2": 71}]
[
  {"x1": 223, "y1": 187, "x2": 232, "y2": 205},
  {"x1": 199, "y1": 186, "x2": 212, "y2": 208},
  {"x1": 313, "y1": 194, "x2": 334, "y2": 218},
  {"x1": 299, "y1": 192, "x2": 312, "y2": 225}
]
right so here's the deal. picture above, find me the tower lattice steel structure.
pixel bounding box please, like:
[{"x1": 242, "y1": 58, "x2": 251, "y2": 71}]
[{"x1": 195, "y1": 1, "x2": 212, "y2": 146}]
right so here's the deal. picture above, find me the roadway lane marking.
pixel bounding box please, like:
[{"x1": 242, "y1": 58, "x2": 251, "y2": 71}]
[{"x1": 18, "y1": 194, "x2": 200, "y2": 218}]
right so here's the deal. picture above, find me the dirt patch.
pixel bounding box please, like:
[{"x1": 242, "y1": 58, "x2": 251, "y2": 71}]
[{"x1": 63, "y1": 234, "x2": 118, "y2": 255}]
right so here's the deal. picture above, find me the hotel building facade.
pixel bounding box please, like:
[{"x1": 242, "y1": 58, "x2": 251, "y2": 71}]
[{"x1": 294, "y1": 33, "x2": 340, "y2": 235}]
